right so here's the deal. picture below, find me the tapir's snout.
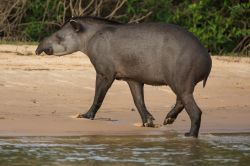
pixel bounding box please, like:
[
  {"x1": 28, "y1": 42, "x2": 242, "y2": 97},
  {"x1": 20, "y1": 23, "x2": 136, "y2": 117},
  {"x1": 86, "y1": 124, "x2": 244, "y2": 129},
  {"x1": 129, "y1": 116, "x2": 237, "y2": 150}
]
[
  {"x1": 35, "y1": 48, "x2": 41, "y2": 55},
  {"x1": 35, "y1": 45, "x2": 53, "y2": 55}
]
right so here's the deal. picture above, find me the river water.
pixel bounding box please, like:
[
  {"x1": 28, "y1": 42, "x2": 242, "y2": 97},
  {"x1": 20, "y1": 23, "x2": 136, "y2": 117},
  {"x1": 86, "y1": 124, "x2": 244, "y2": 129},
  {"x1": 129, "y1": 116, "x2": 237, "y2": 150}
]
[{"x1": 0, "y1": 133, "x2": 249, "y2": 166}]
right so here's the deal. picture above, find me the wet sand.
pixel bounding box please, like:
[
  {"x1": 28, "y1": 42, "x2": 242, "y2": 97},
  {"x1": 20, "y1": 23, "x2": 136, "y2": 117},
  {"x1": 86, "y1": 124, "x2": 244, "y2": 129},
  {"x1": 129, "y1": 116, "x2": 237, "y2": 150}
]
[{"x1": 0, "y1": 45, "x2": 249, "y2": 136}]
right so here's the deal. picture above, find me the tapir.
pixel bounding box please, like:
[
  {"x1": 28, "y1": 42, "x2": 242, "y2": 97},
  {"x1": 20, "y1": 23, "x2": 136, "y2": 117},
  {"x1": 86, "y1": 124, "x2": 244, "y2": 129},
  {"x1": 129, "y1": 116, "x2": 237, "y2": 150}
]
[{"x1": 36, "y1": 16, "x2": 212, "y2": 137}]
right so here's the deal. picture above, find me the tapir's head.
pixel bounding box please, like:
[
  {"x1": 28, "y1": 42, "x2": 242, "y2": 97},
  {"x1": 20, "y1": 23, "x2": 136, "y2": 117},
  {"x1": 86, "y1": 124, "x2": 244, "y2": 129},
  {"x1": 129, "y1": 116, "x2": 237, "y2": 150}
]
[
  {"x1": 35, "y1": 19, "x2": 85, "y2": 56},
  {"x1": 36, "y1": 16, "x2": 121, "y2": 56}
]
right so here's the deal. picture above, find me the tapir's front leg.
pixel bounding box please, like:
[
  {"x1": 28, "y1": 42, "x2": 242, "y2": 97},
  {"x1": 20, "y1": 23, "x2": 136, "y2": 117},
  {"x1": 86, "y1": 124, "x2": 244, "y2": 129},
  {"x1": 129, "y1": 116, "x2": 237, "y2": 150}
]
[
  {"x1": 127, "y1": 81, "x2": 155, "y2": 127},
  {"x1": 78, "y1": 73, "x2": 114, "y2": 119}
]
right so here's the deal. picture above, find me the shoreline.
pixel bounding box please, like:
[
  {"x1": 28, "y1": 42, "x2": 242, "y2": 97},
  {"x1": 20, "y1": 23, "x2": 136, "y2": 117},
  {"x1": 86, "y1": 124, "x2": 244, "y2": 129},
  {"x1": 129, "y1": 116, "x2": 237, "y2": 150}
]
[{"x1": 0, "y1": 45, "x2": 250, "y2": 137}]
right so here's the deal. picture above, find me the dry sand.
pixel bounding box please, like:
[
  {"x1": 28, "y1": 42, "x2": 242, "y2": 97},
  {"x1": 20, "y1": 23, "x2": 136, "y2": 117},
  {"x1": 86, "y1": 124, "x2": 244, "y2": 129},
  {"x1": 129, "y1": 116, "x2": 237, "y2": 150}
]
[{"x1": 0, "y1": 44, "x2": 249, "y2": 136}]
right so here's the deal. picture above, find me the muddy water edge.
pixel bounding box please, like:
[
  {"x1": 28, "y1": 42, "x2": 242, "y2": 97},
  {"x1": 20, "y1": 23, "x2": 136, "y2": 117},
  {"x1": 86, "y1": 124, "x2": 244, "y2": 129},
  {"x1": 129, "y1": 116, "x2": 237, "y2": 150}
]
[{"x1": 0, "y1": 133, "x2": 250, "y2": 166}]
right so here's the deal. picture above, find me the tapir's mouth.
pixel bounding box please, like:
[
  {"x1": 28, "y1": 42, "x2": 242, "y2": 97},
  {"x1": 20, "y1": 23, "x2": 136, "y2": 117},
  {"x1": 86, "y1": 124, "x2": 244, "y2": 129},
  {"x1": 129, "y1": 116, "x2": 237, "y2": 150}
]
[
  {"x1": 35, "y1": 45, "x2": 69, "y2": 56},
  {"x1": 35, "y1": 47, "x2": 53, "y2": 55}
]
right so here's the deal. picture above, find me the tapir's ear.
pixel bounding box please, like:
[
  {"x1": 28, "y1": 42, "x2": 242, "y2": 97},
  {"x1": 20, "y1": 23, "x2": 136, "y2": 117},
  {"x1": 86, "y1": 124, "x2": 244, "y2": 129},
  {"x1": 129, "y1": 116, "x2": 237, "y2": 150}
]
[{"x1": 69, "y1": 20, "x2": 84, "y2": 32}]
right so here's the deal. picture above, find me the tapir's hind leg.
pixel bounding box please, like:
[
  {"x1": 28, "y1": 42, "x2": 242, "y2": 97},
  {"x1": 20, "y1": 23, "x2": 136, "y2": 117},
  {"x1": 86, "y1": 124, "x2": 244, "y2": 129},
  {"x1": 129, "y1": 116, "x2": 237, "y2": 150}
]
[
  {"x1": 127, "y1": 81, "x2": 155, "y2": 127},
  {"x1": 181, "y1": 93, "x2": 202, "y2": 137},
  {"x1": 163, "y1": 96, "x2": 184, "y2": 125},
  {"x1": 166, "y1": 71, "x2": 202, "y2": 137}
]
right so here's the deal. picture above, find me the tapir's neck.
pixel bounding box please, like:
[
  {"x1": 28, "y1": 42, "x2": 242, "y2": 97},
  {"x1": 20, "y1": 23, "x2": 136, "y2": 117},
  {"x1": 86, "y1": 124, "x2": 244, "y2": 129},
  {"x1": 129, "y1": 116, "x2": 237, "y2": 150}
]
[
  {"x1": 79, "y1": 24, "x2": 113, "y2": 59},
  {"x1": 78, "y1": 24, "x2": 104, "y2": 55}
]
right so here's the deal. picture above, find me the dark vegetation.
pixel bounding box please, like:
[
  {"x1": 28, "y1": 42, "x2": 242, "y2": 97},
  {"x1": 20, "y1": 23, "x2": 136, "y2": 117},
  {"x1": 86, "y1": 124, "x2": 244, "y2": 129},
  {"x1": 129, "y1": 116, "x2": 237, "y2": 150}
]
[{"x1": 0, "y1": 0, "x2": 249, "y2": 55}]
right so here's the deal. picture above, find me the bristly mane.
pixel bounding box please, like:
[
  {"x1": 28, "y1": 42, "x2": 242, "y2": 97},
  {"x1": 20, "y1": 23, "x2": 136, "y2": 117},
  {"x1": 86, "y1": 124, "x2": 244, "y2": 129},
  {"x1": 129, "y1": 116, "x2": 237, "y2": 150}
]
[{"x1": 63, "y1": 16, "x2": 123, "y2": 26}]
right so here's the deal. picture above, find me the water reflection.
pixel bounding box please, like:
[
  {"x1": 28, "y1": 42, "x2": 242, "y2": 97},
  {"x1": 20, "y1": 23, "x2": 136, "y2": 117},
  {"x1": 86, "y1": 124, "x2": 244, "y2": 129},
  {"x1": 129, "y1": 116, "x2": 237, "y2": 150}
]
[{"x1": 0, "y1": 133, "x2": 249, "y2": 166}]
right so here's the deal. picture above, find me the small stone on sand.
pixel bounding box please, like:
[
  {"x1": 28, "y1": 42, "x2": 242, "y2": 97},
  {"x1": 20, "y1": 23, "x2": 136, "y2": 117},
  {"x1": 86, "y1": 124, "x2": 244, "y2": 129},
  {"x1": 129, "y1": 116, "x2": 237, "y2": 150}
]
[
  {"x1": 70, "y1": 113, "x2": 82, "y2": 118},
  {"x1": 133, "y1": 123, "x2": 143, "y2": 127}
]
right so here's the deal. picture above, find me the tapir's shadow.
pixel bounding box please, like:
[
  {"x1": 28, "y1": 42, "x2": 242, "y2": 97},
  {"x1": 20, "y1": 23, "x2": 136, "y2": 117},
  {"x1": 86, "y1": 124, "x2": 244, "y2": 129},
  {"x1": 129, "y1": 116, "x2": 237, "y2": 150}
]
[{"x1": 95, "y1": 117, "x2": 118, "y2": 122}]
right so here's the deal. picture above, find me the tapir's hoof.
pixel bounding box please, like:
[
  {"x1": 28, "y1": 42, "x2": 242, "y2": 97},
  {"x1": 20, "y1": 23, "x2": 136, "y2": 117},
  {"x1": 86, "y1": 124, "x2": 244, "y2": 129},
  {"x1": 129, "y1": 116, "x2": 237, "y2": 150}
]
[
  {"x1": 184, "y1": 132, "x2": 198, "y2": 138},
  {"x1": 77, "y1": 113, "x2": 94, "y2": 120},
  {"x1": 163, "y1": 117, "x2": 176, "y2": 125},
  {"x1": 143, "y1": 116, "x2": 155, "y2": 127},
  {"x1": 184, "y1": 132, "x2": 191, "y2": 137},
  {"x1": 143, "y1": 122, "x2": 155, "y2": 128}
]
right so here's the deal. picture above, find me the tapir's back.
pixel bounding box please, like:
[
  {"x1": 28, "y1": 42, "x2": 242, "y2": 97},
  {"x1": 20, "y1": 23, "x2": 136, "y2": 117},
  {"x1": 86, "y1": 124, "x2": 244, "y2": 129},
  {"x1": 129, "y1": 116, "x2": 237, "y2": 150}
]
[{"x1": 105, "y1": 23, "x2": 211, "y2": 86}]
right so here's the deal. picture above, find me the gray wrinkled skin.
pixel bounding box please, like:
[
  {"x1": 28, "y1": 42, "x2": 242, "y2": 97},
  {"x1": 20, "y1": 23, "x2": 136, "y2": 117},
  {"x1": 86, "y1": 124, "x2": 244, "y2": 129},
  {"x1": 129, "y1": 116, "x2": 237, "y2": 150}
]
[{"x1": 36, "y1": 16, "x2": 212, "y2": 138}]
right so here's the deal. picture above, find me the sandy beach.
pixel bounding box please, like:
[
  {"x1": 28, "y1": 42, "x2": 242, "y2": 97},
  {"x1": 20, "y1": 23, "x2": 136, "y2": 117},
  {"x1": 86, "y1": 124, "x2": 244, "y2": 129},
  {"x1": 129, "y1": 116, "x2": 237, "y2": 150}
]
[{"x1": 0, "y1": 44, "x2": 249, "y2": 136}]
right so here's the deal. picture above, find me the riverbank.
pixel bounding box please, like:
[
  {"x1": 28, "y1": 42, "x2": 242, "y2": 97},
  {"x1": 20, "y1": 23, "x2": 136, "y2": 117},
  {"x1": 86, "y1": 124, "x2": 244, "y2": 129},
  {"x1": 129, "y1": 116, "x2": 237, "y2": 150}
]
[{"x1": 0, "y1": 45, "x2": 250, "y2": 136}]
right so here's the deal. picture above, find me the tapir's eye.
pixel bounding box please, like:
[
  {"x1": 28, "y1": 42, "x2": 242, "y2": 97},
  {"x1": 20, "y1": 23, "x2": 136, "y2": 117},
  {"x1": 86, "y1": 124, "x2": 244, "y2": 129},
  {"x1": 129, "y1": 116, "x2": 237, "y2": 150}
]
[{"x1": 56, "y1": 34, "x2": 64, "y2": 41}]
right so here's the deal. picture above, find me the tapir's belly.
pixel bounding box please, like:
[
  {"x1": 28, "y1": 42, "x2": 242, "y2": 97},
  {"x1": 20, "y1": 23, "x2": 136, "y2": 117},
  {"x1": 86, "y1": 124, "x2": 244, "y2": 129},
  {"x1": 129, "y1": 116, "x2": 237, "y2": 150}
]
[{"x1": 114, "y1": 61, "x2": 168, "y2": 85}]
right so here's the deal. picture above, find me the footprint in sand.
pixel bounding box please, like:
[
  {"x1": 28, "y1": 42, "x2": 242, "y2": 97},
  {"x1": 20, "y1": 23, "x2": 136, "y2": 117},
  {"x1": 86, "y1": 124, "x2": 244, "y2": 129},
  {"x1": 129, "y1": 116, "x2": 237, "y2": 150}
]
[{"x1": 70, "y1": 114, "x2": 118, "y2": 122}]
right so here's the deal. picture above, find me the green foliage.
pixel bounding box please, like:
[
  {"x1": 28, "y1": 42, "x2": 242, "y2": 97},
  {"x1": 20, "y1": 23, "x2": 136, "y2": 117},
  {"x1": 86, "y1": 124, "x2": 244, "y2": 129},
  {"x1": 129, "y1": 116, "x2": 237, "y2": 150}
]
[
  {"x1": 22, "y1": 0, "x2": 63, "y2": 41},
  {"x1": 123, "y1": 0, "x2": 249, "y2": 54}
]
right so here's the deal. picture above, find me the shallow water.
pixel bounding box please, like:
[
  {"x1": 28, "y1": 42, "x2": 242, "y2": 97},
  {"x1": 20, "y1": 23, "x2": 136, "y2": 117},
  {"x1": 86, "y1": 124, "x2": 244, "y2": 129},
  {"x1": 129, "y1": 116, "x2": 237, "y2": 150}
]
[{"x1": 0, "y1": 133, "x2": 249, "y2": 166}]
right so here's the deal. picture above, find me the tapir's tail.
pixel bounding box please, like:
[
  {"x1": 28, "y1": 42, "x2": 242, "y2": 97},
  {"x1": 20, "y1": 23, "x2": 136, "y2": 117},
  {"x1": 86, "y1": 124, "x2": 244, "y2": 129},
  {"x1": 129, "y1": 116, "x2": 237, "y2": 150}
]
[
  {"x1": 203, "y1": 57, "x2": 212, "y2": 88},
  {"x1": 203, "y1": 76, "x2": 208, "y2": 87}
]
